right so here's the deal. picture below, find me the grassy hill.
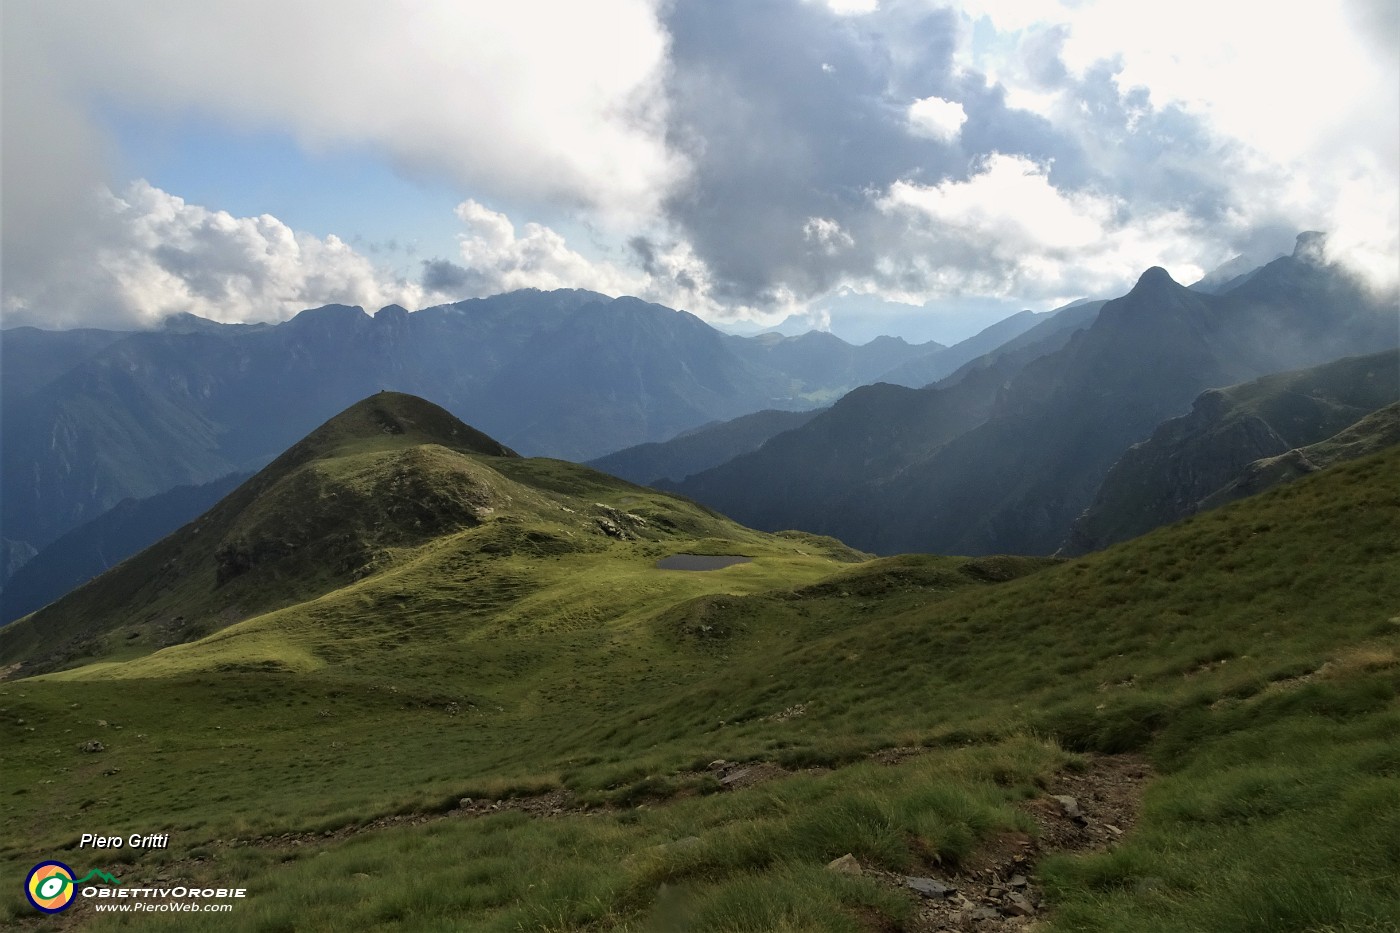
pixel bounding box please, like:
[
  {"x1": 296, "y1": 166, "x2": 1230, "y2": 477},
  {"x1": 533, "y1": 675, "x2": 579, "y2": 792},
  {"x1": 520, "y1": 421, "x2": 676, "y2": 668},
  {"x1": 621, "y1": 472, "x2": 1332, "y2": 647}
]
[{"x1": 2, "y1": 395, "x2": 1397, "y2": 930}]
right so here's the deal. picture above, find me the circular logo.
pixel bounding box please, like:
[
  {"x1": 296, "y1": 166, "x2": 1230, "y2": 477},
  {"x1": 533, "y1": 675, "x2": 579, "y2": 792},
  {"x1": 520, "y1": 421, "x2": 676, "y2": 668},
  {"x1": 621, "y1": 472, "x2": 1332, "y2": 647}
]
[{"x1": 26, "y1": 861, "x2": 77, "y2": 913}]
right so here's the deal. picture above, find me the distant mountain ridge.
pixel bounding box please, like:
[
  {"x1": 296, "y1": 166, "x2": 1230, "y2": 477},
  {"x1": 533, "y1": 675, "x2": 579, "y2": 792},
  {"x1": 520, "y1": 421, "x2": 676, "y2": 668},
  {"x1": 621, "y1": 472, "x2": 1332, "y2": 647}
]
[
  {"x1": 668, "y1": 236, "x2": 1398, "y2": 555},
  {"x1": 877, "y1": 308, "x2": 1048, "y2": 388},
  {"x1": 586, "y1": 408, "x2": 823, "y2": 486},
  {"x1": 588, "y1": 303, "x2": 1093, "y2": 488},
  {"x1": 1064, "y1": 350, "x2": 1400, "y2": 554},
  {"x1": 0, "y1": 288, "x2": 940, "y2": 559},
  {"x1": 0, "y1": 471, "x2": 251, "y2": 625}
]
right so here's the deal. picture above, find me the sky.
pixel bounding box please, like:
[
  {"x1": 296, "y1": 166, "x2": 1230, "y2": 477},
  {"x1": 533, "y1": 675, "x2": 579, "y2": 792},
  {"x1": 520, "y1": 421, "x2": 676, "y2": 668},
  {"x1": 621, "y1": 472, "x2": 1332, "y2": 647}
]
[{"x1": 2, "y1": 0, "x2": 1396, "y2": 344}]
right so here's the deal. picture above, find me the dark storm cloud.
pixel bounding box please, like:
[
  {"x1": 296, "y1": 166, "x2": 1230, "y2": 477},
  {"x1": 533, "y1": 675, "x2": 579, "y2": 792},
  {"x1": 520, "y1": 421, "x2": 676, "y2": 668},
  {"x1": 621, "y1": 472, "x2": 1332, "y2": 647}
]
[
  {"x1": 660, "y1": 0, "x2": 974, "y2": 302},
  {"x1": 656, "y1": 0, "x2": 1249, "y2": 306}
]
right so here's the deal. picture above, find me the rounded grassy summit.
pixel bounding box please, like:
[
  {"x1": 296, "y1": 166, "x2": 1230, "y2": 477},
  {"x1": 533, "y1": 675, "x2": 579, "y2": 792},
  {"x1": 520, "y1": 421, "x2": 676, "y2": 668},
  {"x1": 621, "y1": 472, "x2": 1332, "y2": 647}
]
[
  {"x1": 0, "y1": 392, "x2": 862, "y2": 678},
  {"x1": 272, "y1": 390, "x2": 520, "y2": 465}
]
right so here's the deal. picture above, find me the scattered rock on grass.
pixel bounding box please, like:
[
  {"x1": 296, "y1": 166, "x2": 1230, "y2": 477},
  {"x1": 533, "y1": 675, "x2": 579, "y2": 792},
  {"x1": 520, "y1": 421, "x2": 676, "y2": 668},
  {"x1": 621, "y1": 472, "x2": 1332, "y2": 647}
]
[
  {"x1": 905, "y1": 876, "x2": 956, "y2": 897},
  {"x1": 827, "y1": 853, "x2": 862, "y2": 875},
  {"x1": 1053, "y1": 794, "x2": 1086, "y2": 824}
]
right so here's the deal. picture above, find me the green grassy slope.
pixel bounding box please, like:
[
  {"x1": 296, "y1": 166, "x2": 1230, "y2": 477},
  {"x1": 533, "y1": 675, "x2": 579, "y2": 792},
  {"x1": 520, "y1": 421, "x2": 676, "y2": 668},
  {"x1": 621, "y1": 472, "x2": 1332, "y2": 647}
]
[
  {"x1": 1, "y1": 404, "x2": 1396, "y2": 930},
  {"x1": 0, "y1": 393, "x2": 512, "y2": 671},
  {"x1": 4, "y1": 392, "x2": 838, "y2": 677}
]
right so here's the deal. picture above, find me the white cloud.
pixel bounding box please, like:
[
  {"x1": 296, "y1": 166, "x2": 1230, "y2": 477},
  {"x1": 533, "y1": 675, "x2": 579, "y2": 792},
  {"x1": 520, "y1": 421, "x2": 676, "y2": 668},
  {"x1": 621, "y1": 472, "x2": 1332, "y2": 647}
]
[
  {"x1": 2, "y1": 0, "x2": 686, "y2": 320},
  {"x1": 907, "y1": 95, "x2": 968, "y2": 142},
  {"x1": 448, "y1": 201, "x2": 810, "y2": 327},
  {"x1": 803, "y1": 217, "x2": 855, "y2": 254},
  {"x1": 5, "y1": 0, "x2": 1393, "y2": 337},
  {"x1": 802, "y1": 307, "x2": 834, "y2": 332},
  {"x1": 876, "y1": 154, "x2": 1208, "y2": 300},
  {"x1": 943, "y1": 0, "x2": 1399, "y2": 291},
  {"x1": 1046, "y1": 3, "x2": 1379, "y2": 162},
  {"x1": 453, "y1": 200, "x2": 644, "y2": 297},
  {"x1": 2, "y1": 181, "x2": 438, "y2": 328},
  {"x1": 821, "y1": 0, "x2": 880, "y2": 15},
  {"x1": 20, "y1": 1, "x2": 681, "y2": 225},
  {"x1": 0, "y1": 181, "x2": 794, "y2": 331},
  {"x1": 951, "y1": 0, "x2": 1071, "y2": 33},
  {"x1": 882, "y1": 154, "x2": 1106, "y2": 252}
]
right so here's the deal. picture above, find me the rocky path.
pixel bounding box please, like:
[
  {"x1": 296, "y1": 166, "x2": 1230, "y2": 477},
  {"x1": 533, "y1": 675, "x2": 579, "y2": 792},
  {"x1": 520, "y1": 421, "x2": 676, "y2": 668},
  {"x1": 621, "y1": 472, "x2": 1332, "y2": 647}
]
[
  {"x1": 22, "y1": 751, "x2": 1150, "y2": 930},
  {"x1": 852, "y1": 753, "x2": 1153, "y2": 931}
]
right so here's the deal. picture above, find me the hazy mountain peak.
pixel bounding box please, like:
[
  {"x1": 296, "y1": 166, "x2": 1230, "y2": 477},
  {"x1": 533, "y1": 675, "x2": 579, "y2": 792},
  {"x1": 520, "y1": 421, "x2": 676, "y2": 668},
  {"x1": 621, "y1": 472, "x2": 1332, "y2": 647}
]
[
  {"x1": 1293, "y1": 230, "x2": 1328, "y2": 264},
  {"x1": 159, "y1": 311, "x2": 216, "y2": 332},
  {"x1": 1131, "y1": 266, "x2": 1179, "y2": 292},
  {"x1": 158, "y1": 312, "x2": 270, "y2": 334},
  {"x1": 286, "y1": 303, "x2": 370, "y2": 327},
  {"x1": 374, "y1": 303, "x2": 410, "y2": 321},
  {"x1": 863, "y1": 334, "x2": 914, "y2": 348}
]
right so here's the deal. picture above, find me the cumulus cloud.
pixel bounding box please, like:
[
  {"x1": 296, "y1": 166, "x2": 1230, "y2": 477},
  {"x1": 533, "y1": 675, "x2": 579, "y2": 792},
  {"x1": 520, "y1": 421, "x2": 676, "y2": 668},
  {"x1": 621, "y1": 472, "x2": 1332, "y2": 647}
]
[
  {"x1": 2, "y1": 182, "x2": 438, "y2": 328},
  {"x1": 871, "y1": 154, "x2": 1207, "y2": 302},
  {"x1": 651, "y1": 0, "x2": 1397, "y2": 312},
  {"x1": 12, "y1": 1, "x2": 679, "y2": 223},
  {"x1": 950, "y1": 0, "x2": 1399, "y2": 291},
  {"x1": 447, "y1": 200, "x2": 643, "y2": 297},
  {"x1": 821, "y1": 0, "x2": 879, "y2": 14},
  {"x1": 907, "y1": 96, "x2": 968, "y2": 142},
  {"x1": 2, "y1": 0, "x2": 683, "y2": 325},
  {"x1": 653, "y1": 0, "x2": 1267, "y2": 313},
  {"x1": 3, "y1": 0, "x2": 1394, "y2": 337},
  {"x1": 426, "y1": 200, "x2": 807, "y2": 327},
  {"x1": 659, "y1": 0, "x2": 1015, "y2": 305},
  {"x1": 803, "y1": 217, "x2": 855, "y2": 255}
]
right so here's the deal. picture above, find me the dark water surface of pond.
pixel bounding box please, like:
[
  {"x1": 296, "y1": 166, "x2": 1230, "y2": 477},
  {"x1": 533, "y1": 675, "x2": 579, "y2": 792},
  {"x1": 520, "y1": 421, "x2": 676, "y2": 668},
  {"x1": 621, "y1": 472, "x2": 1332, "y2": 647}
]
[{"x1": 655, "y1": 554, "x2": 753, "y2": 571}]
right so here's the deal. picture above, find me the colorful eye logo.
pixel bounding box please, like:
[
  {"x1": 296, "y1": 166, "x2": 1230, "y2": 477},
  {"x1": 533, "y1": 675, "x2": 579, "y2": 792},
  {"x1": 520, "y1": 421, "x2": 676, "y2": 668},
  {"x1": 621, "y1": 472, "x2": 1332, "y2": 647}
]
[{"x1": 26, "y1": 861, "x2": 77, "y2": 913}]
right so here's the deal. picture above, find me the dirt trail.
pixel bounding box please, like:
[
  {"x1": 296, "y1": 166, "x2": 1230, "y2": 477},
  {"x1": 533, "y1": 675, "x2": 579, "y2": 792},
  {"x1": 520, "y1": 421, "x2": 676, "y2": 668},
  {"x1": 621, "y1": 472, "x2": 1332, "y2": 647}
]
[
  {"x1": 20, "y1": 751, "x2": 1150, "y2": 930},
  {"x1": 889, "y1": 753, "x2": 1153, "y2": 932}
]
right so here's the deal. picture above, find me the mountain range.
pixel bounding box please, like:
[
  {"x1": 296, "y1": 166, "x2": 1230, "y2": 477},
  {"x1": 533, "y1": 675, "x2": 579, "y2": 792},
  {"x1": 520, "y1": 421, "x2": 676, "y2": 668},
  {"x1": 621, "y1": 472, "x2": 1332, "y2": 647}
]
[
  {"x1": 1, "y1": 289, "x2": 949, "y2": 565},
  {"x1": 665, "y1": 235, "x2": 1398, "y2": 555},
  {"x1": 3, "y1": 234, "x2": 1395, "y2": 627}
]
